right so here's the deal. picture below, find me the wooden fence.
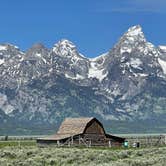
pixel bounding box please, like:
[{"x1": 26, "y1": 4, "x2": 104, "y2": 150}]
[
  {"x1": 1, "y1": 134, "x2": 166, "y2": 147},
  {"x1": 124, "y1": 134, "x2": 166, "y2": 147}
]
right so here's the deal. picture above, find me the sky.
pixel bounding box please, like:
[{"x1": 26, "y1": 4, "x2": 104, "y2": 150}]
[{"x1": 0, "y1": 0, "x2": 166, "y2": 58}]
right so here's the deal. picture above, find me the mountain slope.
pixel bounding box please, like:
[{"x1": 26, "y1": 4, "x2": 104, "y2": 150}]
[{"x1": 0, "y1": 25, "x2": 166, "y2": 134}]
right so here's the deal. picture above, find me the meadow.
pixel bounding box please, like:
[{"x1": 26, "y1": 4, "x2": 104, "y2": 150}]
[{"x1": 0, "y1": 140, "x2": 166, "y2": 166}]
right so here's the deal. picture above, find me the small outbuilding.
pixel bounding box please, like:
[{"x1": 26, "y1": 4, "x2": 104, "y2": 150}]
[{"x1": 37, "y1": 117, "x2": 125, "y2": 147}]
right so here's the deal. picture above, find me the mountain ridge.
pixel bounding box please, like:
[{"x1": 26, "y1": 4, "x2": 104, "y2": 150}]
[{"x1": 0, "y1": 25, "x2": 166, "y2": 134}]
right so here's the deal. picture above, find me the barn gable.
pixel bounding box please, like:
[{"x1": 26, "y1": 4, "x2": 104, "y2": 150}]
[{"x1": 84, "y1": 118, "x2": 105, "y2": 135}]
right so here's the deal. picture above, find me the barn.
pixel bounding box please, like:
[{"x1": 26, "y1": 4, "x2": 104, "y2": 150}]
[{"x1": 37, "y1": 117, "x2": 125, "y2": 147}]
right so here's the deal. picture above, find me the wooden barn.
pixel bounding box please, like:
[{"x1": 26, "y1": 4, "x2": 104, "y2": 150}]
[{"x1": 37, "y1": 117, "x2": 125, "y2": 147}]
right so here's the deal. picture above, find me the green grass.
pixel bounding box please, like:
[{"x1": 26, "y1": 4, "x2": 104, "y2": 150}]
[
  {"x1": 0, "y1": 140, "x2": 36, "y2": 148},
  {"x1": 0, "y1": 142, "x2": 166, "y2": 166}
]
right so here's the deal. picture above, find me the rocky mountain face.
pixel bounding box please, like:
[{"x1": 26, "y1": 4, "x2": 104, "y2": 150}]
[{"x1": 0, "y1": 25, "x2": 166, "y2": 134}]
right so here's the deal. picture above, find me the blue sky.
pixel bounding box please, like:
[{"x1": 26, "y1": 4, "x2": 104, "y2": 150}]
[{"x1": 0, "y1": 0, "x2": 166, "y2": 57}]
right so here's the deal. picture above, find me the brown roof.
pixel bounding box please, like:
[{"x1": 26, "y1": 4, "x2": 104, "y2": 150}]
[
  {"x1": 57, "y1": 117, "x2": 94, "y2": 135},
  {"x1": 38, "y1": 117, "x2": 94, "y2": 141}
]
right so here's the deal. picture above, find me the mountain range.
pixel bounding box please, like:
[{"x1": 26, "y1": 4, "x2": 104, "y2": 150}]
[{"x1": 0, "y1": 25, "x2": 166, "y2": 135}]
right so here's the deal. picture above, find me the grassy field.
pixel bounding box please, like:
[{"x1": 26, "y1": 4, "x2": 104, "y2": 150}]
[
  {"x1": 0, "y1": 141, "x2": 166, "y2": 166},
  {"x1": 0, "y1": 140, "x2": 36, "y2": 148}
]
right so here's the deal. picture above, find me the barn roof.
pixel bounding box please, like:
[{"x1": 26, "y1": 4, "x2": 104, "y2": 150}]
[
  {"x1": 38, "y1": 117, "x2": 98, "y2": 141},
  {"x1": 37, "y1": 117, "x2": 125, "y2": 142},
  {"x1": 57, "y1": 117, "x2": 94, "y2": 135}
]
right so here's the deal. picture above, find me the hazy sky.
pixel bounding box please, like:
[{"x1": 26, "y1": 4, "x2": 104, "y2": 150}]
[{"x1": 0, "y1": 0, "x2": 166, "y2": 57}]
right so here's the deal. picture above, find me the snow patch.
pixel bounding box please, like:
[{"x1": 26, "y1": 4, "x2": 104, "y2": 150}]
[
  {"x1": 0, "y1": 59, "x2": 4, "y2": 65},
  {"x1": 120, "y1": 47, "x2": 132, "y2": 54},
  {"x1": 139, "y1": 73, "x2": 148, "y2": 77},
  {"x1": 42, "y1": 57, "x2": 47, "y2": 63},
  {"x1": 36, "y1": 53, "x2": 41, "y2": 57},
  {"x1": 88, "y1": 61, "x2": 107, "y2": 82},
  {"x1": 127, "y1": 25, "x2": 143, "y2": 36},
  {"x1": 53, "y1": 39, "x2": 77, "y2": 57},
  {"x1": 60, "y1": 39, "x2": 76, "y2": 48},
  {"x1": 158, "y1": 58, "x2": 166, "y2": 74},
  {"x1": 49, "y1": 68, "x2": 53, "y2": 73},
  {"x1": 124, "y1": 25, "x2": 146, "y2": 42},
  {"x1": 0, "y1": 93, "x2": 14, "y2": 115},
  {"x1": 0, "y1": 45, "x2": 7, "y2": 51},
  {"x1": 3, "y1": 105, "x2": 14, "y2": 115},
  {"x1": 88, "y1": 53, "x2": 108, "y2": 82},
  {"x1": 65, "y1": 73, "x2": 85, "y2": 80},
  {"x1": 130, "y1": 58, "x2": 142, "y2": 70},
  {"x1": 79, "y1": 53, "x2": 87, "y2": 59},
  {"x1": 146, "y1": 42, "x2": 157, "y2": 56},
  {"x1": 75, "y1": 74, "x2": 85, "y2": 79},
  {"x1": 159, "y1": 45, "x2": 166, "y2": 52}
]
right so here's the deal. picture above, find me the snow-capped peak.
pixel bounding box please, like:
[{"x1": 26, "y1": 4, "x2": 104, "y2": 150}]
[
  {"x1": 53, "y1": 39, "x2": 78, "y2": 57},
  {"x1": 123, "y1": 25, "x2": 146, "y2": 42},
  {"x1": 127, "y1": 25, "x2": 143, "y2": 36},
  {"x1": 58, "y1": 39, "x2": 76, "y2": 48},
  {"x1": 0, "y1": 43, "x2": 19, "y2": 51},
  {"x1": 0, "y1": 45, "x2": 7, "y2": 51},
  {"x1": 117, "y1": 25, "x2": 147, "y2": 56}
]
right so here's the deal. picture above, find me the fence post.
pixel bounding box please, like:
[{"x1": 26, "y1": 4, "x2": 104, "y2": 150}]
[
  {"x1": 89, "y1": 140, "x2": 91, "y2": 147},
  {"x1": 108, "y1": 140, "x2": 111, "y2": 147},
  {"x1": 57, "y1": 140, "x2": 60, "y2": 147},
  {"x1": 71, "y1": 136, "x2": 73, "y2": 145}
]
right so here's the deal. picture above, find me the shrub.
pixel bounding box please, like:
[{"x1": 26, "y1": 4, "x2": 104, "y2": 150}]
[{"x1": 0, "y1": 145, "x2": 166, "y2": 165}]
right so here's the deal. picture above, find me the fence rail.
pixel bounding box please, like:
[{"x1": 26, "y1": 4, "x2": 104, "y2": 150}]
[
  {"x1": 0, "y1": 134, "x2": 166, "y2": 147},
  {"x1": 0, "y1": 135, "x2": 47, "y2": 141},
  {"x1": 123, "y1": 134, "x2": 166, "y2": 147}
]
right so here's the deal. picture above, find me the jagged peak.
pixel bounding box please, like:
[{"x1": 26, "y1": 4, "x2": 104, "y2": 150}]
[
  {"x1": 26, "y1": 43, "x2": 48, "y2": 54},
  {"x1": 54, "y1": 39, "x2": 76, "y2": 49},
  {"x1": 121, "y1": 25, "x2": 146, "y2": 42},
  {"x1": 59, "y1": 39, "x2": 75, "y2": 45},
  {"x1": 0, "y1": 43, "x2": 20, "y2": 51},
  {"x1": 112, "y1": 25, "x2": 149, "y2": 56},
  {"x1": 116, "y1": 25, "x2": 146, "y2": 49},
  {"x1": 27, "y1": 43, "x2": 48, "y2": 52},
  {"x1": 25, "y1": 43, "x2": 48, "y2": 60},
  {"x1": 52, "y1": 39, "x2": 78, "y2": 57},
  {"x1": 126, "y1": 25, "x2": 143, "y2": 36},
  {"x1": 30, "y1": 43, "x2": 46, "y2": 49}
]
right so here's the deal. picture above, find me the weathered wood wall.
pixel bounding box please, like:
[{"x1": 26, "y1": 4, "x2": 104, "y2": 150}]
[{"x1": 85, "y1": 121, "x2": 105, "y2": 134}]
